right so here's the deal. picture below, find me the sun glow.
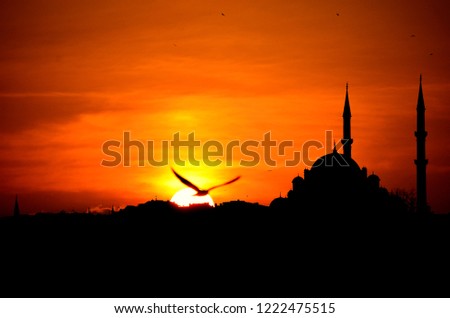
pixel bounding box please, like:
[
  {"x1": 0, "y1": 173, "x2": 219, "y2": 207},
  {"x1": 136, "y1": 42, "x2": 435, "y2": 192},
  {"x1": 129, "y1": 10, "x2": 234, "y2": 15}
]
[{"x1": 170, "y1": 188, "x2": 215, "y2": 207}]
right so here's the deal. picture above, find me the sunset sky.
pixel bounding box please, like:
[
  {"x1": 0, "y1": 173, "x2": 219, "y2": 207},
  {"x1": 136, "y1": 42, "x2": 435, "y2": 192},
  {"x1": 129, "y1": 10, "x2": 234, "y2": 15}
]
[{"x1": 1, "y1": 0, "x2": 450, "y2": 215}]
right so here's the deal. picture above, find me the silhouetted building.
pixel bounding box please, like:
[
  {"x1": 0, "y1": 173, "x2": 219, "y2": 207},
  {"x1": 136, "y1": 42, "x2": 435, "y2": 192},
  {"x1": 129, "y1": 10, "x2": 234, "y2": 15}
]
[
  {"x1": 13, "y1": 195, "x2": 20, "y2": 217},
  {"x1": 415, "y1": 75, "x2": 429, "y2": 213},
  {"x1": 269, "y1": 194, "x2": 290, "y2": 210},
  {"x1": 272, "y1": 84, "x2": 386, "y2": 213}
]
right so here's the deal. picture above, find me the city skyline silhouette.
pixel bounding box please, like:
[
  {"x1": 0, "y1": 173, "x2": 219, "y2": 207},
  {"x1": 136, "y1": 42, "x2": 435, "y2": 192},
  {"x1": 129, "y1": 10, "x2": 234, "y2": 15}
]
[{"x1": 1, "y1": 1, "x2": 450, "y2": 299}]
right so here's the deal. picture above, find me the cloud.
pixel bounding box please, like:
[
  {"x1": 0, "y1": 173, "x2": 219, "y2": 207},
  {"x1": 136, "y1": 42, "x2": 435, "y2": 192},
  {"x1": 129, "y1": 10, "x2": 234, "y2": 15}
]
[{"x1": 0, "y1": 93, "x2": 126, "y2": 134}]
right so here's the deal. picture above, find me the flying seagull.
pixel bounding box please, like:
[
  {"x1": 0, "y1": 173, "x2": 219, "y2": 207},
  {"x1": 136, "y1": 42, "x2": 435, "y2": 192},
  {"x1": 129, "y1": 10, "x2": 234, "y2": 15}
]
[{"x1": 171, "y1": 168, "x2": 240, "y2": 196}]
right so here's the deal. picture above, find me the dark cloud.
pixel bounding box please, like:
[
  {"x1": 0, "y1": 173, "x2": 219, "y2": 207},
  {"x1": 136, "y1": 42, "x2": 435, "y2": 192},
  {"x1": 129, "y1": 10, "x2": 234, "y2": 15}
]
[{"x1": 0, "y1": 94, "x2": 113, "y2": 134}]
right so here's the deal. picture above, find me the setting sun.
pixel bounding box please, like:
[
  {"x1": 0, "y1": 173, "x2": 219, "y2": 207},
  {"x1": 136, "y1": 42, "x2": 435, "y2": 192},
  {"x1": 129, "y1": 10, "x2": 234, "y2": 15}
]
[{"x1": 170, "y1": 188, "x2": 215, "y2": 207}]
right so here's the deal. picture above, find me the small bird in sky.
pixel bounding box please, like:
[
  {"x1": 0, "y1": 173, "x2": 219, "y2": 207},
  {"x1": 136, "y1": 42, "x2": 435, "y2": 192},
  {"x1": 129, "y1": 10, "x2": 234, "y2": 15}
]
[
  {"x1": 336, "y1": 12, "x2": 340, "y2": 16},
  {"x1": 411, "y1": 34, "x2": 416, "y2": 37},
  {"x1": 221, "y1": 12, "x2": 225, "y2": 16},
  {"x1": 171, "y1": 168, "x2": 240, "y2": 196}
]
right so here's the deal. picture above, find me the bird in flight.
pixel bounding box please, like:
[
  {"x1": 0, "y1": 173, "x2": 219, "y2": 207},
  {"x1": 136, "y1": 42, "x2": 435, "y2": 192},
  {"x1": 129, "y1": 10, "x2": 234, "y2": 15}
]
[{"x1": 171, "y1": 167, "x2": 240, "y2": 196}]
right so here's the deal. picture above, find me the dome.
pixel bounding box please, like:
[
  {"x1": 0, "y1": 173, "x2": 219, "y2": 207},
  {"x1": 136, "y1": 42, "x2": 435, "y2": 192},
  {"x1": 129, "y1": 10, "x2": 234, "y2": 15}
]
[
  {"x1": 292, "y1": 175, "x2": 304, "y2": 183},
  {"x1": 311, "y1": 151, "x2": 361, "y2": 172},
  {"x1": 367, "y1": 173, "x2": 380, "y2": 182},
  {"x1": 308, "y1": 151, "x2": 364, "y2": 193},
  {"x1": 291, "y1": 174, "x2": 305, "y2": 193},
  {"x1": 269, "y1": 196, "x2": 289, "y2": 209},
  {"x1": 367, "y1": 173, "x2": 381, "y2": 188}
]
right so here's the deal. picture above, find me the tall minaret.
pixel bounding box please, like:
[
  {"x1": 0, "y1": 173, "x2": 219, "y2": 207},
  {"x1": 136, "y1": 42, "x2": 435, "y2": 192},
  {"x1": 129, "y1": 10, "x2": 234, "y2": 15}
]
[
  {"x1": 342, "y1": 83, "x2": 353, "y2": 158},
  {"x1": 415, "y1": 75, "x2": 428, "y2": 213}
]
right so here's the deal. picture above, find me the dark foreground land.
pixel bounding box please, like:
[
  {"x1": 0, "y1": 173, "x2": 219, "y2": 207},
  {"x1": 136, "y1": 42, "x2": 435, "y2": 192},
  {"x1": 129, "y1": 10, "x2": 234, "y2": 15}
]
[{"x1": 1, "y1": 201, "x2": 449, "y2": 297}]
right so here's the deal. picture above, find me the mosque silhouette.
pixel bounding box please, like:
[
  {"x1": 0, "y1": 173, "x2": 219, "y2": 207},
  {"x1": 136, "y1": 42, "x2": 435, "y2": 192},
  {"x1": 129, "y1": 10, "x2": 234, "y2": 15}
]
[{"x1": 270, "y1": 80, "x2": 426, "y2": 214}]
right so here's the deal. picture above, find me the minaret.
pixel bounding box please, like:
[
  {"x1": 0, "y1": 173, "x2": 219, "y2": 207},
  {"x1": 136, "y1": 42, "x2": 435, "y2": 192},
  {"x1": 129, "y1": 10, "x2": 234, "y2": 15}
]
[
  {"x1": 13, "y1": 195, "x2": 20, "y2": 217},
  {"x1": 414, "y1": 75, "x2": 428, "y2": 213},
  {"x1": 341, "y1": 83, "x2": 353, "y2": 158}
]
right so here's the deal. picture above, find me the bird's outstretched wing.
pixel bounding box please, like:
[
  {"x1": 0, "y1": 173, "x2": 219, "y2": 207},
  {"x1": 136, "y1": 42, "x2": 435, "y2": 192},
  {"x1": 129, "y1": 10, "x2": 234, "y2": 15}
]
[
  {"x1": 207, "y1": 176, "x2": 241, "y2": 192},
  {"x1": 171, "y1": 168, "x2": 202, "y2": 192}
]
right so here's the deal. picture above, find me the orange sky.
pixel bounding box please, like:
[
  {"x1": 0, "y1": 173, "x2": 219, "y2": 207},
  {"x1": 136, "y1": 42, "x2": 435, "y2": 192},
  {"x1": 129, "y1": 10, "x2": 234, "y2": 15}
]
[{"x1": 1, "y1": 0, "x2": 450, "y2": 214}]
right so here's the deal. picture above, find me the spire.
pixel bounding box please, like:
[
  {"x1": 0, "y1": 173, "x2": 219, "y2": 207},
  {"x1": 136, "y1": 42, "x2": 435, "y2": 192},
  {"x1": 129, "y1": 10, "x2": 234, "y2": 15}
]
[
  {"x1": 341, "y1": 82, "x2": 353, "y2": 158},
  {"x1": 343, "y1": 82, "x2": 351, "y2": 117},
  {"x1": 13, "y1": 195, "x2": 20, "y2": 217},
  {"x1": 415, "y1": 74, "x2": 428, "y2": 213},
  {"x1": 417, "y1": 74, "x2": 425, "y2": 111}
]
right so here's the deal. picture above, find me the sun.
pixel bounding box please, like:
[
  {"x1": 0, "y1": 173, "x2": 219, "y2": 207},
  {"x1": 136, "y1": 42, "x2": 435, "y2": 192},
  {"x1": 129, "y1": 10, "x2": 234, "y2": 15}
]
[{"x1": 170, "y1": 188, "x2": 215, "y2": 207}]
